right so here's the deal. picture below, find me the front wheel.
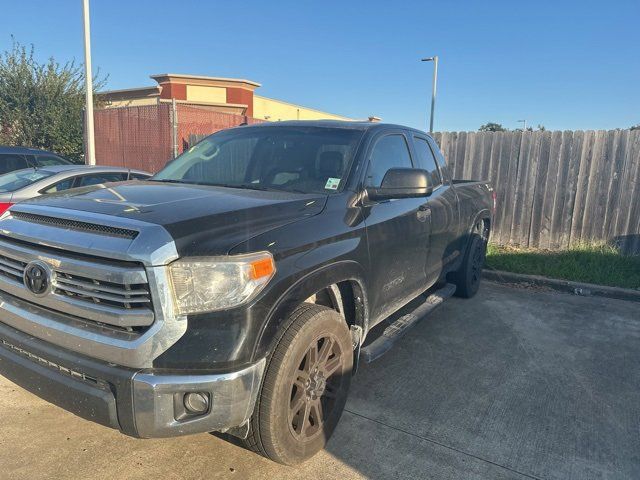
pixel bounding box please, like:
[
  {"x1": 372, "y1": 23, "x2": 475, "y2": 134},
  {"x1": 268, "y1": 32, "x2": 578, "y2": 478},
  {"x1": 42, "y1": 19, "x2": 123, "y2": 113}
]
[{"x1": 243, "y1": 303, "x2": 353, "y2": 465}]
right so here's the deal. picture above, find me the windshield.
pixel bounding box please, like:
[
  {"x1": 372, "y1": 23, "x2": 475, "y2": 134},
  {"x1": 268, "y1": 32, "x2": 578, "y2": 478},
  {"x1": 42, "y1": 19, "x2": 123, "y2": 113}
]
[
  {"x1": 153, "y1": 126, "x2": 363, "y2": 194},
  {"x1": 0, "y1": 169, "x2": 55, "y2": 192}
]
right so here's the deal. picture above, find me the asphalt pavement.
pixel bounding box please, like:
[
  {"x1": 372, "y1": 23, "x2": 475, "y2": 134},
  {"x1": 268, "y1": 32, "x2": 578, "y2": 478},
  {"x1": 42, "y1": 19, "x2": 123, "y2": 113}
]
[{"x1": 1, "y1": 281, "x2": 638, "y2": 479}]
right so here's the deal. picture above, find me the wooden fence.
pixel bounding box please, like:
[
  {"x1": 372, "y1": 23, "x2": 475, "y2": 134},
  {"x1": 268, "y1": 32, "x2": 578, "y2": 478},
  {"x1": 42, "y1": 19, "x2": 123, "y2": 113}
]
[{"x1": 433, "y1": 130, "x2": 640, "y2": 255}]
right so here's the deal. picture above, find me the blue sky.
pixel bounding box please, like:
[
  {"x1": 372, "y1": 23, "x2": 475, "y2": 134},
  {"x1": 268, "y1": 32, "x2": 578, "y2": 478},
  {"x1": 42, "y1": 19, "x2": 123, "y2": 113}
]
[{"x1": 1, "y1": 0, "x2": 638, "y2": 131}]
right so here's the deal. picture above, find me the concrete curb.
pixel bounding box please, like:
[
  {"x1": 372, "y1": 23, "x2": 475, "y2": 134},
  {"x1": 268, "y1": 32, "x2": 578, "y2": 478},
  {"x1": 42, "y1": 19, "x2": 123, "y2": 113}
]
[{"x1": 483, "y1": 269, "x2": 640, "y2": 303}]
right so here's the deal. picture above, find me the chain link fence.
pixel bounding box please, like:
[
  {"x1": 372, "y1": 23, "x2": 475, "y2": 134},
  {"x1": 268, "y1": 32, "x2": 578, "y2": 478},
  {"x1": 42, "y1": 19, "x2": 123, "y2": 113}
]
[{"x1": 94, "y1": 103, "x2": 265, "y2": 173}]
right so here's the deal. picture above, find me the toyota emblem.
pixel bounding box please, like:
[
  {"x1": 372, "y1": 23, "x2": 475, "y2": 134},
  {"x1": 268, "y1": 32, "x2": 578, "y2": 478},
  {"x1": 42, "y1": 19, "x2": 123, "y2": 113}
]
[{"x1": 23, "y1": 261, "x2": 51, "y2": 296}]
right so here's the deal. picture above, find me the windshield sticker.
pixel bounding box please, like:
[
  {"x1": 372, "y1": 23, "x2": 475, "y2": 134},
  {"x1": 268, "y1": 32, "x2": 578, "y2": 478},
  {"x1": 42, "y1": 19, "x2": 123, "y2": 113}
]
[{"x1": 325, "y1": 178, "x2": 341, "y2": 190}]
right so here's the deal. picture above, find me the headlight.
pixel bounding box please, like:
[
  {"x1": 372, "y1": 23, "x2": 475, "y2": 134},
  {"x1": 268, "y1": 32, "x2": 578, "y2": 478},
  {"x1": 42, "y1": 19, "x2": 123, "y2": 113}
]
[{"x1": 168, "y1": 251, "x2": 276, "y2": 315}]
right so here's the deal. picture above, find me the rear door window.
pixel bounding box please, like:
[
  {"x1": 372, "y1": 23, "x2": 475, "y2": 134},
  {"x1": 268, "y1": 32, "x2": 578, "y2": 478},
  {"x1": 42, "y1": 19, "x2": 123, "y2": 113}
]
[
  {"x1": 130, "y1": 172, "x2": 151, "y2": 180},
  {"x1": 413, "y1": 136, "x2": 442, "y2": 188},
  {"x1": 426, "y1": 137, "x2": 450, "y2": 181},
  {"x1": 42, "y1": 178, "x2": 75, "y2": 194},
  {"x1": 75, "y1": 173, "x2": 126, "y2": 187},
  {"x1": 0, "y1": 154, "x2": 29, "y2": 174}
]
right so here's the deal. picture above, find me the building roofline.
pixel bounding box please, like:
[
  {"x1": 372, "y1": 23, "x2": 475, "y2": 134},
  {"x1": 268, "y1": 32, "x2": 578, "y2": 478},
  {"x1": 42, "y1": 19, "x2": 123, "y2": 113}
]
[
  {"x1": 97, "y1": 86, "x2": 161, "y2": 96},
  {"x1": 150, "y1": 73, "x2": 262, "y2": 88},
  {"x1": 157, "y1": 99, "x2": 247, "y2": 108}
]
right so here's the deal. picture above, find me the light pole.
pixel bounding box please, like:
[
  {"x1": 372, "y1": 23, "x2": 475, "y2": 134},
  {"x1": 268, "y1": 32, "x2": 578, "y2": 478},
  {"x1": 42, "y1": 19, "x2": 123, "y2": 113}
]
[
  {"x1": 518, "y1": 119, "x2": 527, "y2": 131},
  {"x1": 421, "y1": 56, "x2": 438, "y2": 133},
  {"x1": 82, "y1": 0, "x2": 96, "y2": 165}
]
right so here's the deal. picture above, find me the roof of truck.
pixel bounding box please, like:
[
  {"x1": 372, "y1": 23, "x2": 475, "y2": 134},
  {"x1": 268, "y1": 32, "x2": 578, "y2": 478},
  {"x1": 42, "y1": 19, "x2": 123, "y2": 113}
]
[{"x1": 239, "y1": 120, "x2": 430, "y2": 135}]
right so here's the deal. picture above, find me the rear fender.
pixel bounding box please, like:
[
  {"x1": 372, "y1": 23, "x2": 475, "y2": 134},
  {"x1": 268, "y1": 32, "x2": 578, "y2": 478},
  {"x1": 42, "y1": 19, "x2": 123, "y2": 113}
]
[{"x1": 464, "y1": 209, "x2": 491, "y2": 246}]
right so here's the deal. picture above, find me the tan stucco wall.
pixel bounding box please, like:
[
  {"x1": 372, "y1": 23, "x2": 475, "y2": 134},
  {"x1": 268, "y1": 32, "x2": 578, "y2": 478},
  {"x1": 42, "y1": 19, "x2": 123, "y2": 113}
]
[
  {"x1": 99, "y1": 87, "x2": 353, "y2": 121},
  {"x1": 253, "y1": 95, "x2": 352, "y2": 121},
  {"x1": 186, "y1": 85, "x2": 227, "y2": 104}
]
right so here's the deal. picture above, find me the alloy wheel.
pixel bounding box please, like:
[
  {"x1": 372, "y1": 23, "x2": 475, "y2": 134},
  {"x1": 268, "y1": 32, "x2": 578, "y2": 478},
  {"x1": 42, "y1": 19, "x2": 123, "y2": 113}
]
[{"x1": 288, "y1": 333, "x2": 343, "y2": 442}]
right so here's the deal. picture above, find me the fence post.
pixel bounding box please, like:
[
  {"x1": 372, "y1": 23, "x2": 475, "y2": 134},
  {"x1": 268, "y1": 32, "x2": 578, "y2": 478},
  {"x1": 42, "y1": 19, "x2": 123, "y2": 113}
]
[{"x1": 171, "y1": 98, "x2": 178, "y2": 158}]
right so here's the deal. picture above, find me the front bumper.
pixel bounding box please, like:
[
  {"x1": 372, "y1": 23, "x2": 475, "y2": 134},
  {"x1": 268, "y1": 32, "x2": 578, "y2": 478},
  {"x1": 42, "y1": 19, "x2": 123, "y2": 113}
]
[{"x1": 0, "y1": 321, "x2": 264, "y2": 438}]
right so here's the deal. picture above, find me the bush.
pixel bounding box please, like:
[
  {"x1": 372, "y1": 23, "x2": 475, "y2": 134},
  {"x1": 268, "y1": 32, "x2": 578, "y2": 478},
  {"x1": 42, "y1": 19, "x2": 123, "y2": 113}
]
[{"x1": 0, "y1": 39, "x2": 105, "y2": 161}]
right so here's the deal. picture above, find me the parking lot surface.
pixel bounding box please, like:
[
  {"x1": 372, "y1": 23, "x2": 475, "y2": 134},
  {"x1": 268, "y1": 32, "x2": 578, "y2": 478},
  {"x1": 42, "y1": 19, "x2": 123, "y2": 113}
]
[{"x1": 1, "y1": 281, "x2": 638, "y2": 479}]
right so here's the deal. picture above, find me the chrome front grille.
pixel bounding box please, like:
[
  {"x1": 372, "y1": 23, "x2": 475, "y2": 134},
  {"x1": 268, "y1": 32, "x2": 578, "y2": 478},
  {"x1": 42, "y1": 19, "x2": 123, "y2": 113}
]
[
  {"x1": 54, "y1": 272, "x2": 152, "y2": 310},
  {"x1": 0, "y1": 253, "x2": 25, "y2": 283},
  {"x1": 0, "y1": 204, "x2": 184, "y2": 369},
  {"x1": 0, "y1": 236, "x2": 154, "y2": 328}
]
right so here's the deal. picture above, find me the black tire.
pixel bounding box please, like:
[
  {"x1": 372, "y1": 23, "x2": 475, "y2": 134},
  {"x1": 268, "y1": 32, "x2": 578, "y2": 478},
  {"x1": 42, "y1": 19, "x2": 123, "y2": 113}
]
[
  {"x1": 453, "y1": 231, "x2": 487, "y2": 298},
  {"x1": 242, "y1": 303, "x2": 353, "y2": 465}
]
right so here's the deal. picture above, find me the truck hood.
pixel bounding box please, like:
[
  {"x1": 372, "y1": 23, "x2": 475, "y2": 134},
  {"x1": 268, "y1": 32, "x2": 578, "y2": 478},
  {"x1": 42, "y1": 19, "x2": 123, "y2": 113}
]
[{"x1": 21, "y1": 181, "x2": 327, "y2": 256}]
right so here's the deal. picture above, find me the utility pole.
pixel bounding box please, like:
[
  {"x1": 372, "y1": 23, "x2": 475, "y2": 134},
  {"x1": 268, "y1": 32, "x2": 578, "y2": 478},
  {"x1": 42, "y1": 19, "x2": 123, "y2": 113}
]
[
  {"x1": 421, "y1": 56, "x2": 439, "y2": 133},
  {"x1": 518, "y1": 119, "x2": 527, "y2": 131},
  {"x1": 82, "y1": 0, "x2": 96, "y2": 165},
  {"x1": 171, "y1": 98, "x2": 179, "y2": 159}
]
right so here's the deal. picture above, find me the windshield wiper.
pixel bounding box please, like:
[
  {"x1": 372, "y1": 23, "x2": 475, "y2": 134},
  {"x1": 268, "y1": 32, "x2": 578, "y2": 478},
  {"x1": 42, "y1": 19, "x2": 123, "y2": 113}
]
[
  {"x1": 151, "y1": 178, "x2": 192, "y2": 184},
  {"x1": 197, "y1": 182, "x2": 279, "y2": 192},
  {"x1": 152, "y1": 180, "x2": 311, "y2": 194},
  {"x1": 150, "y1": 179, "x2": 262, "y2": 189},
  {"x1": 236, "y1": 183, "x2": 279, "y2": 191},
  {"x1": 234, "y1": 184, "x2": 312, "y2": 194}
]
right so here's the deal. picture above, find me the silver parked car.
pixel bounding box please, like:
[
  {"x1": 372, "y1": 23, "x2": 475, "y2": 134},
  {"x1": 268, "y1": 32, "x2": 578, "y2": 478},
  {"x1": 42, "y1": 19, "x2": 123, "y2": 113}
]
[{"x1": 0, "y1": 165, "x2": 151, "y2": 214}]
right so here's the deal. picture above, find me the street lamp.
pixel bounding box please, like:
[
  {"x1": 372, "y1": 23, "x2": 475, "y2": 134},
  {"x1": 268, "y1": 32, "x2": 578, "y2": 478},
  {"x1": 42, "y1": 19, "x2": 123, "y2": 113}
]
[
  {"x1": 518, "y1": 119, "x2": 527, "y2": 131},
  {"x1": 82, "y1": 0, "x2": 95, "y2": 165},
  {"x1": 421, "y1": 56, "x2": 438, "y2": 133}
]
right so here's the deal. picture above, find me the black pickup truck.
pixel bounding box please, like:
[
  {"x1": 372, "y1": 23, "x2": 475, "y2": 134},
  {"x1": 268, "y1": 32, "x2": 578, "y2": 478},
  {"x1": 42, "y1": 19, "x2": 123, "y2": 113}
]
[{"x1": 0, "y1": 121, "x2": 493, "y2": 464}]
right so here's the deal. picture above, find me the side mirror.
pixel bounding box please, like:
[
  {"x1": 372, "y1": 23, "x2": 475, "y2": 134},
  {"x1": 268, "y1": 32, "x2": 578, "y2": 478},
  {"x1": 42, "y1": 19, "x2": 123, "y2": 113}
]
[{"x1": 366, "y1": 168, "x2": 433, "y2": 201}]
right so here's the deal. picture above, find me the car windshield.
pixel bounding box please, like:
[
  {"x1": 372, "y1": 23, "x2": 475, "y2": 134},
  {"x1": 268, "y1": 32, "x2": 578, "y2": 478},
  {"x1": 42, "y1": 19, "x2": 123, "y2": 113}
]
[
  {"x1": 0, "y1": 169, "x2": 55, "y2": 192},
  {"x1": 153, "y1": 126, "x2": 363, "y2": 194}
]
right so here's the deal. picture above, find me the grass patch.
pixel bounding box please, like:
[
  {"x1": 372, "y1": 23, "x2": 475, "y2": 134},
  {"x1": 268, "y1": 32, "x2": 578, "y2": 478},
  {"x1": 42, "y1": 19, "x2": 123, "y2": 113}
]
[{"x1": 486, "y1": 243, "x2": 640, "y2": 290}]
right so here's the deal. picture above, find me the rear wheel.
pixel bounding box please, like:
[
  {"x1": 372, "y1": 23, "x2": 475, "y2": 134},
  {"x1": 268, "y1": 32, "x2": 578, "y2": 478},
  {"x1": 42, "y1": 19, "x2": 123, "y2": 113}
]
[
  {"x1": 453, "y1": 225, "x2": 488, "y2": 298},
  {"x1": 243, "y1": 303, "x2": 353, "y2": 465}
]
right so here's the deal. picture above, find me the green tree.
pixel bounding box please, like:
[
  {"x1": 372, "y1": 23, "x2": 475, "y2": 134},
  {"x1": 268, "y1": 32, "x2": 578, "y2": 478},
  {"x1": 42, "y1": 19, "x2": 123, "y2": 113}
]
[
  {"x1": 479, "y1": 122, "x2": 507, "y2": 132},
  {"x1": 0, "y1": 39, "x2": 106, "y2": 161}
]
